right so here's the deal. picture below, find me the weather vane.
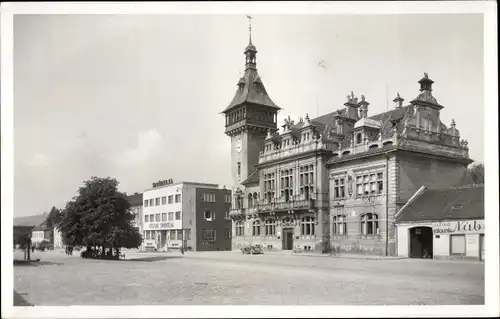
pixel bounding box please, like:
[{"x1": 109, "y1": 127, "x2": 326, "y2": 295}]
[{"x1": 245, "y1": 15, "x2": 254, "y2": 43}]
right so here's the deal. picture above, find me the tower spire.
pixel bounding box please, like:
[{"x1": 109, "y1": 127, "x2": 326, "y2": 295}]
[{"x1": 245, "y1": 15, "x2": 253, "y2": 44}]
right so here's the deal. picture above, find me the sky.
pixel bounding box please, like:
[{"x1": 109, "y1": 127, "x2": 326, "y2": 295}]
[{"x1": 13, "y1": 14, "x2": 484, "y2": 217}]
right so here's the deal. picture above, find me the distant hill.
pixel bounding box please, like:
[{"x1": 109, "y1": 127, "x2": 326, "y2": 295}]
[{"x1": 13, "y1": 212, "x2": 48, "y2": 228}]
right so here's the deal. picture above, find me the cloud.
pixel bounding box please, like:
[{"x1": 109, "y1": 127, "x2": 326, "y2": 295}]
[
  {"x1": 27, "y1": 153, "x2": 51, "y2": 167},
  {"x1": 113, "y1": 129, "x2": 163, "y2": 168}
]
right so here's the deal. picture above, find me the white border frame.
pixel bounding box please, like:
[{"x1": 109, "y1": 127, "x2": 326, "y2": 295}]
[{"x1": 1, "y1": 2, "x2": 498, "y2": 318}]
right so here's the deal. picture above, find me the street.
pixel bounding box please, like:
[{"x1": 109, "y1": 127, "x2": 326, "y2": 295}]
[{"x1": 14, "y1": 250, "x2": 484, "y2": 305}]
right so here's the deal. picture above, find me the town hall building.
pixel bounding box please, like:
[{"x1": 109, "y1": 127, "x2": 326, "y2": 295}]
[{"x1": 222, "y1": 28, "x2": 473, "y2": 256}]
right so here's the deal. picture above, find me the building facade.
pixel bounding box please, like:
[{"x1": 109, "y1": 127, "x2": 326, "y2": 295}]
[
  {"x1": 223, "y1": 32, "x2": 473, "y2": 255},
  {"x1": 396, "y1": 184, "x2": 484, "y2": 261},
  {"x1": 127, "y1": 192, "x2": 143, "y2": 235},
  {"x1": 141, "y1": 180, "x2": 231, "y2": 251}
]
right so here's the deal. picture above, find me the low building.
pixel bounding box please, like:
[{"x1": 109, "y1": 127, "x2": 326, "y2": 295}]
[
  {"x1": 126, "y1": 192, "x2": 143, "y2": 235},
  {"x1": 395, "y1": 184, "x2": 484, "y2": 261},
  {"x1": 142, "y1": 180, "x2": 232, "y2": 251},
  {"x1": 31, "y1": 220, "x2": 52, "y2": 245}
]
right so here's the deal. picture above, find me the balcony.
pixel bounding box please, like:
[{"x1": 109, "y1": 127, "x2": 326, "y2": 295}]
[
  {"x1": 229, "y1": 208, "x2": 245, "y2": 219},
  {"x1": 256, "y1": 199, "x2": 315, "y2": 213}
]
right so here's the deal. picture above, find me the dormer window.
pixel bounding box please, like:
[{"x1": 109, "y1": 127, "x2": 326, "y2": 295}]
[{"x1": 356, "y1": 133, "x2": 362, "y2": 144}]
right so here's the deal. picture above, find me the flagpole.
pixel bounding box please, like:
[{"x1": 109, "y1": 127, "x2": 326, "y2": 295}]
[{"x1": 385, "y1": 83, "x2": 389, "y2": 111}]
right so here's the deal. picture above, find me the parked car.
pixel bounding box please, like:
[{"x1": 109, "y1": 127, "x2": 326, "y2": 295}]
[{"x1": 241, "y1": 245, "x2": 264, "y2": 255}]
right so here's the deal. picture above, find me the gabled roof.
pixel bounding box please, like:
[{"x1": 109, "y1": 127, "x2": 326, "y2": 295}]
[
  {"x1": 396, "y1": 184, "x2": 484, "y2": 223},
  {"x1": 223, "y1": 68, "x2": 280, "y2": 113},
  {"x1": 32, "y1": 220, "x2": 50, "y2": 232},
  {"x1": 241, "y1": 169, "x2": 259, "y2": 186},
  {"x1": 127, "y1": 193, "x2": 143, "y2": 207},
  {"x1": 14, "y1": 213, "x2": 48, "y2": 228}
]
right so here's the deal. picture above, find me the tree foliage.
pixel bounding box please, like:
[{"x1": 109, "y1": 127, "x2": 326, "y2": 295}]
[
  {"x1": 45, "y1": 206, "x2": 62, "y2": 230},
  {"x1": 467, "y1": 162, "x2": 484, "y2": 184},
  {"x1": 58, "y1": 176, "x2": 142, "y2": 253}
]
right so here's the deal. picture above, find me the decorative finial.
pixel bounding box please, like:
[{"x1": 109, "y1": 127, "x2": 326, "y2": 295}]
[
  {"x1": 245, "y1": 15, "x2": 254, "y2": 44},
  {"x1": 451, "y1": 119, "x2": 456, "y2": 127},
  {"x1": 361, "y1": 95, "x2": 365, "y2": 102},
  {"x1": 350, "y1": 91, "x2": 354, "y2": 99},
  {"x1": 397, "y1": 92, "x2": 401, "y2": 98},
  {"x1": 305, "y1": 113, "x2": 310, "y2": 123},
  {"x1": 424, "y1": 72, "x2": 429, "y2": 78}
]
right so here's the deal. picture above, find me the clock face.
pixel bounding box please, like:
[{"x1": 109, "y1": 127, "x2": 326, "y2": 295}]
[{"x1": 236, "y1": 140, "x2": 242, "y2": 153}]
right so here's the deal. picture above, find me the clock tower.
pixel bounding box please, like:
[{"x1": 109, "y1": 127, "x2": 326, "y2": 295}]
[{"x1": 222, "y1": 22, "x2": 280, "y2": 189}]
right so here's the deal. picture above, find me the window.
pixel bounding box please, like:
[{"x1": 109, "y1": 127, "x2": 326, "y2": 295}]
[
  {"x1": 264, "y1": 173, "x2": 275, "y2": 203},
  {"x1": 149, "y1": 199, "x2": 154, "y2": 207},
  {"x1": 237, "y1": 162, "x2": 241, "y2": 176},
  {"x1": 361, "y1": 213, "x2": 379, "y2": 236},
  {"x1": 265, "y1": 219, "x2": 276, "y2": 236},
  {"x1": 168, "y1": 195, "x2": 173, "y2": 204},
  {"x1": 144, "y1": 200, "x2": 149, "y2": 207},
  {"x1": 169, "y1": 230, "x2": 176, "y2": 240},
  {"x1": 202, "y1": 193, "x2": 216, "y2": 202},
  {"x1": 225, "y1": 211, "x2": 230, "y2": 219},
  {"x1": 236, "y1": 221, "x2": 245, "y2": 236},
  {"x1": 177, "y1": 230, "x2": 183, "y2": 240},
  {"x1": 175, "y1": 211, "x2": 181, "y2": 220},
  {"x1": 204, "y1": 211, "x2": 215, "y2": 221},
  {"x1": 225, "y1": 194, "x2": 231, "y2": 203},
  {"x1": 332, "y1": 215, "x2": 347, "y2": 236},
  {"x1": 252, "y1": 220, "x2": 261, "y2": 236},
  {"x1": 224, "y1": 230, "x2": 231, "y2": 240},
  {"x1": 155, "y1": 214, "x2": 160, "y2": 222},
  {"x1": 202, "y1": 230, "x2": 216, "y2": 245},
  {"x1": 168, "y1": 212, "x2": 174, "y2": 221},
  {"x1": 155, "y1": 198, "x2": 160, "y2": 206},
  {"x1": 145, "y1": 215, "x2": 149, "y2": 222},
  {"x1": 145, "y1": 231, "x2": 150, "y2": 240},
  {"x1": 299, "y1": 165, "x2": 314, "y2": 200},
  {"x1": 356, "y1": 173, "x2": 384, "y2": 196},
  {"x1": 175, "y1": 194, "x2": 181, "y2": 203},
  {"x1": 333, "y1": 178, "x2": 346, "y2": 199},
  {"x1": 450, "y1": 234, "x2": 466, "y2": 255},
  {"x1": 281, "y1": 169, "x2": 293, "y2": 202},
  {"x1": 356, "y1": 133, "x2": 362, "y2": 144},
  {"x1": 161, "y1": 196, "x2": 167, "y2": 205},
  {"x1": 162, "y1": 213, "x2": 167, "y2": 222},
  {"x1": 248, "y1": 193, "x2": 254, "y2": 208},
  {"x1": 301, "y1": 216, "x2": 315, "y2": 235},
  {"x1": 185, "y1": 229, "x2": 191, "y2": 240}
]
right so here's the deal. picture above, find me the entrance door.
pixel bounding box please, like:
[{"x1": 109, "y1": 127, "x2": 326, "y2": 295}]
[
  {"x1": 409, "y1": 226, "x2": 433, "y2": 258},
  {"x1": 282, "y1": 228, "x2": 294, "y2": 250},
  {"x1": 480, "y1": 234, "x2": 485, "y2": 261}
]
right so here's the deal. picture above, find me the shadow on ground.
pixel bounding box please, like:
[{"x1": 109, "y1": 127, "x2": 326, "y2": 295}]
[
  {"x1": 14, "y1": 260, "x2": 64, "y2": 267},
  {"x1": 14, "y1": 291, "x2": 33, "y2": 307},
  {"x1": 124, "y1": 256, "x2": 183, "y2": 262}
]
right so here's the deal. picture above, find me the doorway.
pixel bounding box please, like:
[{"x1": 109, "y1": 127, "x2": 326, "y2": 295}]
[
  {"x1": 409, "y1": 226, "x2": 433, "y2": 258},
  {"x1": 282, "y1": 228, "x2": 294, "y2": 250}
]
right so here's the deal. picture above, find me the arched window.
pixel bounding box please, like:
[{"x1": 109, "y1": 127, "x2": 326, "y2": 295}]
[
  {"x1": 253, "y1": 192, "x2": 258, "y2": 207},
  {"x1": 301, "y1": 216, "x2": 315, "y2": 235},
  {"x1": 356, "y1": 133, "x2": 362, "y2": 144},
  {"x1": 265, "y1": 219, "x2": 276, "y2": 236},
  {"x1": 361, "y1": 213, "x2": 379, "y2": 236},
  {"x1": 332, "y1": 215, "x2": 347, "y2": 236},
  {"x1": 252, "y1": 220, "x2": 261, "y2": 236},
  {"x1": 236, "y1": 221, "x2": 245, "y2": 237},
  {"x1": 248, "y1": 193, "x2": 253, "y2": 208}
]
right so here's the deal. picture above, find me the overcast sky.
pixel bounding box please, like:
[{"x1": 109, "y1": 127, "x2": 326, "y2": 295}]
[{"x1": 14, "y1": 14, "x2": 484, "y2": 217}]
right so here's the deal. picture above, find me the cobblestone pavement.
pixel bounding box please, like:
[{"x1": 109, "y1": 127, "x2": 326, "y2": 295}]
[{"x1": 13, "y1": 249, "x2": 484, "y2": 306}]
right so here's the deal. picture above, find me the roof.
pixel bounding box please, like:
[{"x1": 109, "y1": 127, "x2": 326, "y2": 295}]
[
  {"x1": 223, "y1": 68, "x2": 280, "y2": 113},
  {"x1": 32, "y1": 220, "x2": 50, "y2": 232},
  {"x1": 127, "y1": 193, "x2": 143, "y2": 207},
  {"x1": 13, "y1": 213, "x2": 48, "y2": 228},
  {"x1": 241, "y1": 169, "x2": 259, "y2": 185},
  {"x1": 396, "y1": 184, "x2": 484, "y2": 223}
]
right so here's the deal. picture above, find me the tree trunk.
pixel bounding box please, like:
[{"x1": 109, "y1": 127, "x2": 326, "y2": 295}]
[{"x1": 27, "y1": 240, "x2": 31, "y2": 261}]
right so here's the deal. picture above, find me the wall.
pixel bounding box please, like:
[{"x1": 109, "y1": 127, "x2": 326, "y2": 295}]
[
  {"x1": 398, "y1": 153, "x2": 469, "y2": 202},
  {"x1": 231, "y1": 131, "x2": 266, "y2": 187},
  {"x1": 181, "y1": 185, "x2": 197, "y2": 251},
  {"x1": 195, "y1": 188, "x2": 232, "y2": 251}
]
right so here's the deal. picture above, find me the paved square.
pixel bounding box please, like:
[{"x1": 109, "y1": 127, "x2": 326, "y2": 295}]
[{"x1": 14, "y1": 250, "x2": 484, "y2": 305}]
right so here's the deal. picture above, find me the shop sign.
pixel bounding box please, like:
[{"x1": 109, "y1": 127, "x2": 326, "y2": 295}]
[
  {"x1": 148, "y1": 222, "x2": 175, "y2": 229},
  {"x1": 432, "y1": 220, "x2": 484, "y2": 234},
  {"x1": 152, "y1": 179, "x2": 174, "y2": 188}
]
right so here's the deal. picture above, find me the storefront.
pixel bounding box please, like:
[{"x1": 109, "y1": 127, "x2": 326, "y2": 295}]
[{"x1": 395, "y1": 184, "x2": 484, "y2": 261}]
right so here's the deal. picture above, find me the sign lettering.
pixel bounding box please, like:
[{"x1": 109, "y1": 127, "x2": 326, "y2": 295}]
[
  {"x1": 432, "y1": 220, "x2": 484, "y2": 234},
  {"x1": 148, "y1": 222, "x2": 175, "y2": 229},
  {"x1": 152, "y1": 179, "x2": 174, "y2": 188}
]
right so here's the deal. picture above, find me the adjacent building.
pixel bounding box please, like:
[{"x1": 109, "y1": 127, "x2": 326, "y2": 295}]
[
  {"x1": 127, "y1": 192, "x2": 143, "y2": 234},
  {"x1": 141, "y1": 180, "x2": 232, "y2": 251},
  {"x1": 222, "y1": 30, "x2": 474, "y2": 256},
  {"x1": 395, "y1": 184, "x2": 484, "y2": 261}
]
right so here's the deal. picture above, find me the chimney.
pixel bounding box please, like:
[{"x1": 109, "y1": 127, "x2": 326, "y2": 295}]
[{"x1": 393, "y1": 92, "x2": 404, "y2": 109}]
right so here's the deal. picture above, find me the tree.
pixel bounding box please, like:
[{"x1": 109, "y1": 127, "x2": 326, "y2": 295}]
[
  {"x1": 467, "y1": 162, "x2": 484, "y2": 184},
  {"x1": 58, "y1": 176, "x2": 143, "y2": 257}
]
